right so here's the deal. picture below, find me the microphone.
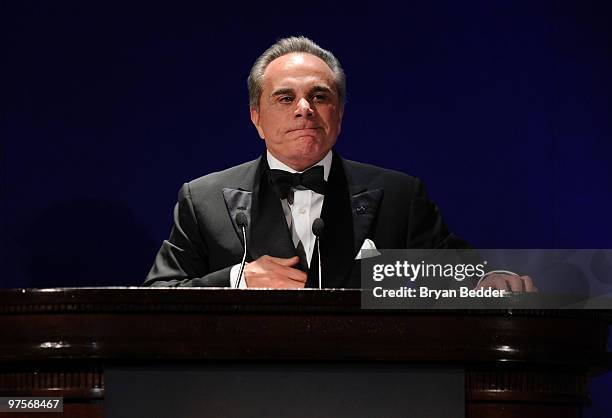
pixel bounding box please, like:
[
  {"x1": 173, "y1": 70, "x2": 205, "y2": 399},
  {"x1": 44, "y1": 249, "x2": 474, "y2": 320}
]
[
  {"x1": 235, "y1": 212, "x2": 249, "y2": 288},
  {"x1": 312, "y1": 218, "x2": 324, "y2": 289}
]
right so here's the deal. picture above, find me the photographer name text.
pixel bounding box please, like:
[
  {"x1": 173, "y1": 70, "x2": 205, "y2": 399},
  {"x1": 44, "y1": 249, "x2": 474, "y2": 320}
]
[{"x1": 372, "y1": 286, "x2": 506, "y2": 299}]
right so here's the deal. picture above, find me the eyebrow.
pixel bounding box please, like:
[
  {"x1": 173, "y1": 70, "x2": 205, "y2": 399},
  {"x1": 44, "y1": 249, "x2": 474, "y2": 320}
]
[
  {"x1": 309, "y1": 85, "x2": 333, "y2": 95},
  {"x1": 270, "y1": 85, "x2": 334, "y2": 97},
  {"x1": 271, "y1": 88, "x2": 294, "y2": 97}
]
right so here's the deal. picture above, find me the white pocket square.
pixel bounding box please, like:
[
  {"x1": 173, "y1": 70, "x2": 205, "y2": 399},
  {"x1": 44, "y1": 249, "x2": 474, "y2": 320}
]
[{"x1": 355, "y1": 239, "x2": 381, "y2": 260}]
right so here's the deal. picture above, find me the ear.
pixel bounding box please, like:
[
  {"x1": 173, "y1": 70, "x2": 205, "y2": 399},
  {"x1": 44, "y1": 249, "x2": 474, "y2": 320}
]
[{"x1": 250, "y1": 107, "x2": 265, "y2": 140}]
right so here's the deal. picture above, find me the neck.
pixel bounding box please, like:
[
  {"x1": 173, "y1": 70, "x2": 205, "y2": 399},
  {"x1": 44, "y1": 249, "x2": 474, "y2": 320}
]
[{"x1": 267, "y1": 151, "x2": 328, "y2": 172}]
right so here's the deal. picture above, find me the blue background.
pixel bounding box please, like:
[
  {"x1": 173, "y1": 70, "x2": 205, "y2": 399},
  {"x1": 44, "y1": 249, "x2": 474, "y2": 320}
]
[{"x1": 2, "y1": 2, "x2": 611, "y2": 415}]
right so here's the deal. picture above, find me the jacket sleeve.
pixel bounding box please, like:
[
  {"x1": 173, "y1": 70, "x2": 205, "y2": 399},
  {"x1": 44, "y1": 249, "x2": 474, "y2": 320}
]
[
  {"x1": 406, "y1": 179, "x2": 470, "y2": 249},
  {"x1": 406, "y1": 179, "x2": 482, "y2": 289},
  {"x1": 143, "y1": 183, "x2": 232, "y2": 287}
]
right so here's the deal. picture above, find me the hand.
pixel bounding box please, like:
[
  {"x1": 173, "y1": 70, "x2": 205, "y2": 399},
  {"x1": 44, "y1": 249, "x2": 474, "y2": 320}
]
[
  {"x1": 244, "y1": 255, "x2": 307, "y2": 288},
  {"x1": 476, "y1": 273, "x2": 538, "y2": 292}
]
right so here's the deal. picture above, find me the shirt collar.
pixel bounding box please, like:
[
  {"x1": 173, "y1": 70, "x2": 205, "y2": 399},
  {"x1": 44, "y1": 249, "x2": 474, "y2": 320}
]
[{"x1": 266, "y1": 150, "x2": 332, "y2": 182}]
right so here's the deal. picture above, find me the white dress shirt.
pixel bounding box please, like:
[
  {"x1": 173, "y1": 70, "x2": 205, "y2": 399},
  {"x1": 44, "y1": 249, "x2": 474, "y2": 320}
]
[{"x1": 230, "y1": 150, "x2": 332, "y2": 288}]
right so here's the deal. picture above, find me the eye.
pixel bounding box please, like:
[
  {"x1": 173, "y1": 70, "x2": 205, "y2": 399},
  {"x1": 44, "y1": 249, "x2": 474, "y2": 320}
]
[
  {"x1": 313, "y1": 93, "x2": 328, "y2": 103},
  {"x1": 278, "y1": 96, "x2": 293, "y2": 103}
]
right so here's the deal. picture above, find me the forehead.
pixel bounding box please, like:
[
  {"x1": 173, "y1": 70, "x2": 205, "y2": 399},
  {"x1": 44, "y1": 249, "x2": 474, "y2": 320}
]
[{"x1": 262, "y1": 53, "x2": 335, "y2": 90}]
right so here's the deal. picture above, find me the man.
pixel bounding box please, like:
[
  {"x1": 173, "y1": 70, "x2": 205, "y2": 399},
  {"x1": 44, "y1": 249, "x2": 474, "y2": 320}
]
[{"x1": 145, "y1": 36, "x2": 534, "y2": 291}]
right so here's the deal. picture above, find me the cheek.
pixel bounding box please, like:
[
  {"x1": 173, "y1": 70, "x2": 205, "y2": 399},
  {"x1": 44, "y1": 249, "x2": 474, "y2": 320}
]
[
  {"x1": 321, "y1": 107, "x2": 340, "y2": 126},
  {"x1": 260, "y1": 115, "x2": 281, "y2": 139},
  {"x1": 263, "y1": 112, "x2": 286, "y2": 133}
]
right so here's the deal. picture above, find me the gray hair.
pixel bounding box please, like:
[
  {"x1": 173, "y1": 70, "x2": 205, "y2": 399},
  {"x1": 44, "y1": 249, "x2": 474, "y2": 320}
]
[{"x1": 248, "y1": 36, "x2": 346, "y2": 109}]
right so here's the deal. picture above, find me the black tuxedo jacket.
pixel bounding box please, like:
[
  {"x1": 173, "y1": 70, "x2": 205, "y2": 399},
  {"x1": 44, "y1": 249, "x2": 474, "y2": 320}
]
[{"x1": 144, "y1": 151, "x2": 468, "y2": 288}]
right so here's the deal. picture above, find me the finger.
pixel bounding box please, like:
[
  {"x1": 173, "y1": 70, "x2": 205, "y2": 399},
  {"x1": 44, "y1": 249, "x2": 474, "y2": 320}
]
[
  {"x1": 245, "y1": 256, "x2": 298, "y2": 275},
  {"x1": 275, "y1": 280, "x2": 306, "y2": 289},
  {"x1": 245, "y1": 272, "x2": 284, "y2": 288},
  {"x1": 267, "y1": 255, "x2": 301, "y2": 266},
  {"x1": 520, "y1": 275, "x2": 537, "y2": 292},
  {"x1": 494, "y1": 277, "x2": 510, "y2": 291},
  {"x1": 279, "y1": 265, "x2": 308, "y2": 283},
  {"x1": 248, "y1": 272, "x2": 306, "y2": 289},
  {"x1": 507, "y1": 276, "x2": 525, "y2": 292},
  {"x1": 246, "y1": 264, "x2": 306, "y2": 284},
  {"x1": 270, "y1": 272, "x2": 306, "y2": 287},
  {"x1": 482, "y1": 275, "x2": 509, "y2": 291}
]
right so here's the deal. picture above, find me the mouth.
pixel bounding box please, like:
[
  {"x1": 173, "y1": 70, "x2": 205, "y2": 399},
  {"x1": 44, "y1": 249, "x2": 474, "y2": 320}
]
[{"x1": 287, "y1": 127, "x2": 321, "y2": 134}]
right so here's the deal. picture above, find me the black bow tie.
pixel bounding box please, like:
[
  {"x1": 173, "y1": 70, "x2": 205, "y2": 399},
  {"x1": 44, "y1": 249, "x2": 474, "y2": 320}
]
[{"x1": 269, "y1": 166, "x2": 327, "y2": 199}]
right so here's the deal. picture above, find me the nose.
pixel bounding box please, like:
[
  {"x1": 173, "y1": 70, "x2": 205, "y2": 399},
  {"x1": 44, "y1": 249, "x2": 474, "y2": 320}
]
[{"x1": 294, "y1": 97, "x2": 314, "y2": 118}]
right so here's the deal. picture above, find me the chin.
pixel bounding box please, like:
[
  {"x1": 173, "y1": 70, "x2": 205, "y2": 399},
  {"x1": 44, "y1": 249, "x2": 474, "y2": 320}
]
[
  {"x1": 293, "y1": 149, "x2": 328, "y2": 170},
  {"x1": 273, "y1": 138, "x2": 333, "y2": 170}
]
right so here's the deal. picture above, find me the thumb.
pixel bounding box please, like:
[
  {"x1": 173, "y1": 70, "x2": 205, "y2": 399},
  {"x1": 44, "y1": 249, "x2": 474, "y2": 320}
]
[{"x1": 269, "y1": 255, "x2": 300, "y2": 266}]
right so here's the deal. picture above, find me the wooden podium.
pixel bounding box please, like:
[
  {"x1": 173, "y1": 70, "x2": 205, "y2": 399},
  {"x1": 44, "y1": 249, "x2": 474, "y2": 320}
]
[{"x1": 0, "y1": 288, "x2": 610, "y2": 417}]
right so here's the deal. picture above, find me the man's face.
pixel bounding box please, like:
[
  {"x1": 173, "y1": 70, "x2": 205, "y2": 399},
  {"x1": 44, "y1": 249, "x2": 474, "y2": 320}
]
[{"x1": 250, "y1": 53, "x2": 344, "y2": 171}]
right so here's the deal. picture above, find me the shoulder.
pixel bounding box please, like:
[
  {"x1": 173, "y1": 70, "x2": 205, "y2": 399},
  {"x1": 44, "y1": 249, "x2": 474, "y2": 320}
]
[
  {"x1": 181, "y1": 157, "x2": 261, "y2": 197},
  {"x1": 340, "y1": 157, "x2": 422, "y2": 190}
]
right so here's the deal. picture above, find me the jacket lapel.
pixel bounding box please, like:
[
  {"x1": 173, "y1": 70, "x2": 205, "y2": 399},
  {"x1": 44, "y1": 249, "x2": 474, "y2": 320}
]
[
  {"x1": 312, "y1": 153, "x2": 383, "y2": 288},
  {"x1": 250, "y1": 163, "x2": 297, "y2": 260},
  {"x1": 222, "y1": 155, "x2": 296, "y2": 262},
  {"x1": 223, "y1": 187, "x2": 252, "y2": 248}
]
